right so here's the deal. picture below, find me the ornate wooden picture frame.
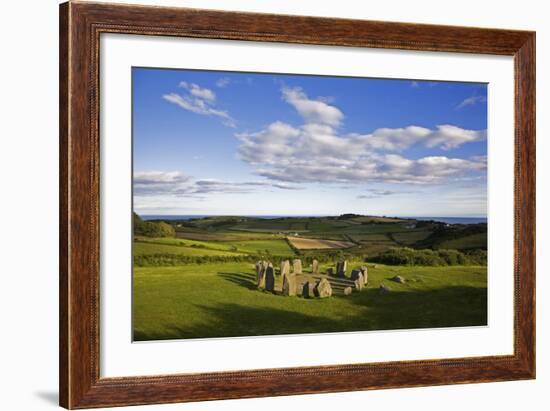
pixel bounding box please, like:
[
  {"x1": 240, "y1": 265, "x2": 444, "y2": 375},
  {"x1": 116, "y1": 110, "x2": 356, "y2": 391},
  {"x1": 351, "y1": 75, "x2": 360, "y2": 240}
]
[{"x1": 59, "y1": 1, "x2": 535, "y2": 408}]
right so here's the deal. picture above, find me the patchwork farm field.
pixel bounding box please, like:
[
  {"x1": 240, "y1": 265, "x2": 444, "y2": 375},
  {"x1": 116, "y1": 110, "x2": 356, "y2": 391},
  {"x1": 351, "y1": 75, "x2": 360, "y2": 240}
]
[
  {"x1": 133, "y1": 214, "x2": 488, "y2": 340},
  {"x1": 287, "y1": 237, "x2": 354, "y2": 250}
]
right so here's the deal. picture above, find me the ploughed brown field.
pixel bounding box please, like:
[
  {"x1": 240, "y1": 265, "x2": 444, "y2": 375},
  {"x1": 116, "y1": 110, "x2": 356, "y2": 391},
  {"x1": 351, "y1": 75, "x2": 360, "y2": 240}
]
[{"x1": 288, "y1": 236, "x2": 355, "y2": 250}]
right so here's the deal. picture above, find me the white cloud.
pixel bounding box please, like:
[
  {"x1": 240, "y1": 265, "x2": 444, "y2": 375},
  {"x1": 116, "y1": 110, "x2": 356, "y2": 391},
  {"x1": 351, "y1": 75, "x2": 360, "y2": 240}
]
[
  {"x1": 164, "y1": 82, "x2": 236, "y2": 127},
  {"x1": 234, "y1": 87, "x2": 487, "y2": 185},
  {"x1": 357, "y1": 189, "x2": 406, "y2": 199},
  {"x1": 134, "y1": 171, "x2": 302, "y2": 197},
  {"x1": 456, "y1": 95, "x2": 487, "y2": 109},
  {"x1": 134, "y1": 171, "x2": 189, "y2": 185},
  {"x1": 282, "y1": 87, "x2": 343, "y2": 127},
  {"x1": 179, "y1": 81, "x2": 216, "y2": 102},
  {"x1": 134, "y1": 171, "x2": 190, "y2": 195},
  {"x1": 216, "y1": 77, "x2": 231, "y2": 88},
  {"x1": 424, "y1": 125, "x2": 486, "y2": 150}
]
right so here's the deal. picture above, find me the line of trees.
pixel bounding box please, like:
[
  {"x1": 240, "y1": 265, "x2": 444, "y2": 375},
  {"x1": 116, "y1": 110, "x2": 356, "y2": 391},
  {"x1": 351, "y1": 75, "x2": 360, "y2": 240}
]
[{"x1": 368, "y1": 247, "x2": 487, "y2": 266}]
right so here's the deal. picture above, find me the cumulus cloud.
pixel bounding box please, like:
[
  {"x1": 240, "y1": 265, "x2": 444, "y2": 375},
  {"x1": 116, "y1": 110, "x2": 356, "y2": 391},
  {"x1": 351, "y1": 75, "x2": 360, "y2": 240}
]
[
  {"x1": 134, "y1": 171, "x2": 301, "y2": 197},
  {"x1": 178, "y1": 81, "x2": 216, "y2": 102},
  {"x1": 163, "y1": 82, "x2": 236, "y2": 127},
  {"x1": 423, "y1": 125, "x2": 486, "y2": 150},
  {"x1": 234, "y1": 87, "x2": 487, "y2": 185},
  {"x1": 282, "y1": 87, "x2": 344, "y2": 127},
  {"x1": 456, "y1": 95, "x2": 487, "y2": 110}
]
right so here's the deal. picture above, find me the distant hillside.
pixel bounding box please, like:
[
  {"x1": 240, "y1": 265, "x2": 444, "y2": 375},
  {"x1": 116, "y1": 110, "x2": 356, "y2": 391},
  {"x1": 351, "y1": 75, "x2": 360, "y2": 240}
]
[{"x1": 416, "y1": 223, "x2": 487, "y2": 251}]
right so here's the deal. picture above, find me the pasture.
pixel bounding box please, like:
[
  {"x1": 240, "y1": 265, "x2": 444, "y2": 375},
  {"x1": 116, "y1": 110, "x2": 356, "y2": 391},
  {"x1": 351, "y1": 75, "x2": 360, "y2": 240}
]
[
  {"x1": 133, "y1": 214, "x2": 488, "y2": 340},
  {"x1": 133, "y1": 262, "x2": 487, "y2": 341}
]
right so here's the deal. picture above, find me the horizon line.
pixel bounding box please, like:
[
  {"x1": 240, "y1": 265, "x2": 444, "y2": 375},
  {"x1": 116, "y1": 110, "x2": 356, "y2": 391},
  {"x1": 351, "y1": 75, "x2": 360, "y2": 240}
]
[{"x1": 137, "y1": 213, "x2": 488, "y2": 219}]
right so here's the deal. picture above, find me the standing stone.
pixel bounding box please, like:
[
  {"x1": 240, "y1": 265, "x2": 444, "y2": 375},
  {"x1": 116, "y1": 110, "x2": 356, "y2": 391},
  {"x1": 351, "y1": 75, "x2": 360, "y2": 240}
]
[
  {"x1": 350, "y1": 269, "x2": 362, "y2": 282},
  {"x1": 360, "y1": 266, "x2": 369, "y2": 285},
  {"x1": 311, "y1": 259, "x2": 319, "y2": 274},
  {"x1": 265, "y1": 266, "x2": 275, "y2": 292},
  {"x1": 343, "y1": 286, "x2": 353, "y2": 296},
  {"x1": 302, "y1": 281, "x2": 315, "y2": 298},
  {"x1": 354, "y1": 273, "x2": 364, "y2": 291},
  {"x1": 314, "y1": 278, "x2": 333, "y2": 298},
  {"x1": 336, "y1": 260, "x2": 347, "y2": 277},
  {"x1": 326, "y1": 267, "x2": 334, "y2": 276},
  {"x1": 293, "y1": 259, "x2": 302, "y2": 274},
  {"x1": 255, "y1": 261, "x2": 266, "y2": 288},
  {"x1": 282, "y1": 273, "x2": 297, "y2": 296},
  {"x1": 280, "y1": 260, "x2": 290, "y2": 277}
]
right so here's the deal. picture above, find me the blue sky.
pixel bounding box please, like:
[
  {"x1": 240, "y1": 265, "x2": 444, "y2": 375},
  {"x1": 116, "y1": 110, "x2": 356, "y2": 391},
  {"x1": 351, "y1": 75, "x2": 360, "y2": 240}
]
[{"x1": 133, "y1": 67, "x2": 487, "y2": 217}]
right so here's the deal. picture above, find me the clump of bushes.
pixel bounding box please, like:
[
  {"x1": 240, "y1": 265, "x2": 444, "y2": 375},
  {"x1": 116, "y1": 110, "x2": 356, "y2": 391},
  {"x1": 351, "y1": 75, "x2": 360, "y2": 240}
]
[
  {"x1": 133, "y1": 212, "x2": 175, "y2": 238},
  {"x1": 133, "y1": 253, "x2": 299, "y2": 267},
  {"x1": 369, "y1": 247, "x2": 486, "y2": 266}
]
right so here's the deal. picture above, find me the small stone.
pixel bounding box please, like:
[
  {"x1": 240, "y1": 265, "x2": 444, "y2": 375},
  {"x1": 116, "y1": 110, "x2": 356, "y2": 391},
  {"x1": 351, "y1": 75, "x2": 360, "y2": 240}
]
[
  {"x1": 265, "y1": 266, "x2": 275, "y2": 292},
  {"x1": 314, "y1": 278, "x2": 332, "y2": 298},
  {"x1": 391, "y1": 275, "x2": 405, "y2": 284},
  {"x1": 344, "y1": 286, "x2": 353, "y2": 296},
  {"x1": 326, "y1": 267, "x2": 334, "y2": 276},
  {"x1": 379, "y1": 284, "x2": 391, "y2": 294},
  {"x1": 312, "y1": 259, "x2": 319, "y2": 274},
  {"x1": 293, "y1": 259, "x2": 302, "y2": 274}
]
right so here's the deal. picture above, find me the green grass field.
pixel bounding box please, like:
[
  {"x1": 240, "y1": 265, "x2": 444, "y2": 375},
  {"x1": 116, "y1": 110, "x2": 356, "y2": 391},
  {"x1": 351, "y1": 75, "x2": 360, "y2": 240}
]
[
  {"x1": 133, "y1": 214, "x2": 487, "y2": 341},
  {"x1": 133, "y1": 262, "x2": 487, "y2": 341}
]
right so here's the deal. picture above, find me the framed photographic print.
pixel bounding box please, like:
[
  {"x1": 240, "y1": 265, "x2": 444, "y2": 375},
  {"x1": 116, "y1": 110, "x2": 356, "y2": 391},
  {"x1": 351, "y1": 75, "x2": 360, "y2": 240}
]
[{"x1": 59, "y1": 1, "x2": 535, "y2": 409}]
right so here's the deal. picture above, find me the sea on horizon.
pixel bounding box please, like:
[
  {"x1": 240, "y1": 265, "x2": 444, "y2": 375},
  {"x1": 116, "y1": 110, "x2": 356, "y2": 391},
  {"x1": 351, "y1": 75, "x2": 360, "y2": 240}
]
[{"x1": 140, "y1": 214, "x2": 487, "y2": 225}]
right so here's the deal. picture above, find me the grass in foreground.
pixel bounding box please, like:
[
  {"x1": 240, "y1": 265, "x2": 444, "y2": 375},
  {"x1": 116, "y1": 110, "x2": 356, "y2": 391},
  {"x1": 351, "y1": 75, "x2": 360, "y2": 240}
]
[{"x1": 133, "y1": 262, "x2": 487, "y2": 341}]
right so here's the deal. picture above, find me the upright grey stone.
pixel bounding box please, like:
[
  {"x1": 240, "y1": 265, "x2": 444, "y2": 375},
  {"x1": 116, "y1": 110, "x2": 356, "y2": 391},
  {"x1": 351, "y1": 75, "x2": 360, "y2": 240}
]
[
  {"x1": 311, "y1": 259, "x2": 319, "y2": 274},
  {"x1": 344, "y1": 286, "x2": 353, "y2": 296},
  {"x1": 336, "y1": 260, "x2": 347, "y2": 277},
  {"x1": 255, "y1": 261, "x2": 266, "y2": 288},
  {"x1": 354, "y1": 273, "x2": 364, "y2": 291},
  {"x1": 280, "y1": 260, "x2": 290, "y2": 277},
  {"x1": 360, "y1": 266, "x2": 369, "y2": 285},
  {"x1": 314, "y1": 278, "x2": 333, "y2": 298},
  {"x1": 326, "y1": 267, "x2": 334, "y2": 276},
  {"x1": 265, "y1": 266, "x2": 275, "y2": 292},
  {"x1": 293, "y1": 259, "x2": 302, "y2": 274},
  {"x1": 302, "y1": 281, "x2": 315, "y2": 298},
  {"x1": 350, "y1": 269, "x2": 362, "y2": 282},
  {"x1": 282, "y1": 273, "x2": 297, "y2": 296}
]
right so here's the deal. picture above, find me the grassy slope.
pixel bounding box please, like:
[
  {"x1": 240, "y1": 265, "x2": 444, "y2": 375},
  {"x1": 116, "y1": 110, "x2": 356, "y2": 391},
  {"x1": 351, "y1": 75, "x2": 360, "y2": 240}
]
[
  {"x1": 133, "y1": 262, "x2": 487, "y2": 341},
  {"x1": 133, "y1": 242, "x2": 244, "y2": 257},
  {"x1": 437, "y1": 233, "x2": 487, "y2": 250},
  {"x1": 135, "y1": 237, "x2": 294, "y2": 257}
]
